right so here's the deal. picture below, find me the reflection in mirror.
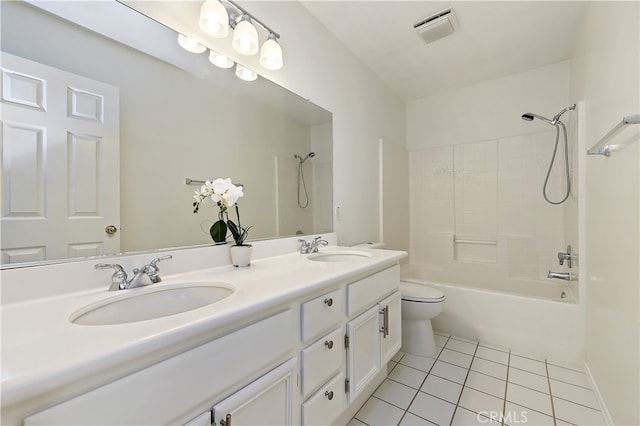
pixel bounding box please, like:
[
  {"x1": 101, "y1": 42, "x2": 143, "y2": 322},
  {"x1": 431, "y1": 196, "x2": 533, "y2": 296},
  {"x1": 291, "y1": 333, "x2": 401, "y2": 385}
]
[{"x1": 0, "y1": 1, "x2": 332, "y2": 268}]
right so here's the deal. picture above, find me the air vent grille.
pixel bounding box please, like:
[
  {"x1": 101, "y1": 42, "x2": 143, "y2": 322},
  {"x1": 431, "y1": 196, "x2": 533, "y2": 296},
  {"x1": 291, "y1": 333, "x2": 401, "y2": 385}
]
[{"x1": 414, "y1": 8, "x2": 458, "y2": 44}]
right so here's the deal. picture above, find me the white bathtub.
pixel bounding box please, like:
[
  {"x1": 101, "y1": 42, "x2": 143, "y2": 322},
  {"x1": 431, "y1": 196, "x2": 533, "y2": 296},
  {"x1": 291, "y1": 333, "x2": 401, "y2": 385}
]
[{"x1": 401, "y1": 265, "x2": 584, "y2": 364}]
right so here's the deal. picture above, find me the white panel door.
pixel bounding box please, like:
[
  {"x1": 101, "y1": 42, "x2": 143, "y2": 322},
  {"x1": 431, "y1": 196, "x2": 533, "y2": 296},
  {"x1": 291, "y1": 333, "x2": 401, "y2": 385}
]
[
  {"x1": 346, "y1": 305, "x2": 381, "y2": 402},
  {"x1": 0, "y1": 52, "x2": 119, "y2": 264}
]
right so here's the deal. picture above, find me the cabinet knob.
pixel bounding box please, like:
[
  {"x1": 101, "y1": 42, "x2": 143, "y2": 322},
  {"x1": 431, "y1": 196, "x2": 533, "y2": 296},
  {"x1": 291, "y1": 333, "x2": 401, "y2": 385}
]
[
  {"x1": 324, "y1": 340, "x2": 334, "y2": 349},
  {"x1": 324, "y1": 298, "x2": 333, "y2": 307},
  {"x1": 325, "y1": 390, "x2": 334, "y2": 400}
]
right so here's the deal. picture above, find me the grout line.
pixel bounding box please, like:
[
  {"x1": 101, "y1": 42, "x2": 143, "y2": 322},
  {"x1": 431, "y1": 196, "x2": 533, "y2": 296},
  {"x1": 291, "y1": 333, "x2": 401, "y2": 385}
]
[
  {"x1": 509, "y1": 364, "x2": 549, "y2": 379},
  {"x1": 501, "y1": 350, "x2": 511, "y2": 426},
  {"x1": 545, "y1": 359, "x2": 558, "y2": 426},
  {"x1": 448, "y1": 340, "x2": 480, "y2": 425},
  {"x1": 397, "y1": 337, "x2": 449, "y2": 425},
  {"x1": 551, "y1": 395, "x2": 603, "y2": 412},
  {"x1": 547, "y1": 376, "x2": 595, "y2": 391}
]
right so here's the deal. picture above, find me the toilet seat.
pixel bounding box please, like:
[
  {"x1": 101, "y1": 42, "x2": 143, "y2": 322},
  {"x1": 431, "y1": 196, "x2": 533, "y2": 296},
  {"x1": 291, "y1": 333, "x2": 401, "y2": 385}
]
[{"x1": 400, "y1": 282, "x2": 445, "y2": 303}]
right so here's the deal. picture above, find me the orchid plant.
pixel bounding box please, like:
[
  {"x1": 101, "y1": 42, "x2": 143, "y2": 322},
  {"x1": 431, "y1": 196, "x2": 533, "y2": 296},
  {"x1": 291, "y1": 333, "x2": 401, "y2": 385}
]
[{"x1": 192, "y1": 178, "x2": 252, "y2": 246}]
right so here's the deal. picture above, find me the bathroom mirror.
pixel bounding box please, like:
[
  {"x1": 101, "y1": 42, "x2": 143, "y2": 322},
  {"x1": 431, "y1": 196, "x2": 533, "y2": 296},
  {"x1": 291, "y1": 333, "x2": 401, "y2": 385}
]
[{"x1": 0, "y1": 1, "x2": 333, "y2": 267}]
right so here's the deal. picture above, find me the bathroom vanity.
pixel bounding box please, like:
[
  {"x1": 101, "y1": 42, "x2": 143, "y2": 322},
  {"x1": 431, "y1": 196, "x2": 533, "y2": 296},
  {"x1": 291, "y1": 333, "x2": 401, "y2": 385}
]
[{"x1": 0, "y1": 235, "x2": 406, "y2": 425}]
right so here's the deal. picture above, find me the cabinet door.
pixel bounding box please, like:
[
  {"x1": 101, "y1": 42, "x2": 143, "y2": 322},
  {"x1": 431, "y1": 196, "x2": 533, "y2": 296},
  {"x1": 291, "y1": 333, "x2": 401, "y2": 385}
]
[
  {"x1": 380, "y1": 291, "x2": 402, "y2": 364},
  {"x1": 346, "y1": 305, "x2": 380, "y2": 402},
  {"x1": 213, "y1": 359, "x2": 296, "y2": 426}
]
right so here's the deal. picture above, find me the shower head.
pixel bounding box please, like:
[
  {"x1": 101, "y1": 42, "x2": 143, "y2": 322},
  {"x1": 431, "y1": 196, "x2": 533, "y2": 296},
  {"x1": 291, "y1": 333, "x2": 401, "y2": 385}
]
[
  {"x1": 295, "y1": 152, "x2": 316, "y2": 163},
  {"x1": 522, "y1": 104, "x2": 576, "y2": 126}
]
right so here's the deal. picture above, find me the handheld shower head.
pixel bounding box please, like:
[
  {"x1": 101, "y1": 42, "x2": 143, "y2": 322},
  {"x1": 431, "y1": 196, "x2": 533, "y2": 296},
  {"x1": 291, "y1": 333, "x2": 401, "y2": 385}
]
[
  {"x1": 521, "y1": 112, "x2": 554, "y2": 125},
  {"x1": 522, "y1": 104, "x2": 576, "y2": 126},
  {"x1": 295, "y1": 152, "x2": 316, "y2": 163}
]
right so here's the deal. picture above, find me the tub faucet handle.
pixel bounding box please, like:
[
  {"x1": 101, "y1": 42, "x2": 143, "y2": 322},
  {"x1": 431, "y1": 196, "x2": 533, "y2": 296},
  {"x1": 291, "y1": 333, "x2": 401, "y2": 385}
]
[{"x1": 557, "y1": 245, "x2": 574, "y2": 268}]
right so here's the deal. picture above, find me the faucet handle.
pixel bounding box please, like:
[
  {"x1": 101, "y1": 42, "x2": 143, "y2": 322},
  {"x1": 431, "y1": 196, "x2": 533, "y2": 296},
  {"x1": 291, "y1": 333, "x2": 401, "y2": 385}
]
[
  {"x1": 144, "y1": 254, "x2": 172, "y2": 283},
  {"x1": 298, "y1": 238, "x2": 311, "y2": 254},
  {"x1": 149, "y1": 254, "x2": 172, "y2": 268},
  {"x1": 95, "y1": 263, "x2": 128, "y2": 291}
]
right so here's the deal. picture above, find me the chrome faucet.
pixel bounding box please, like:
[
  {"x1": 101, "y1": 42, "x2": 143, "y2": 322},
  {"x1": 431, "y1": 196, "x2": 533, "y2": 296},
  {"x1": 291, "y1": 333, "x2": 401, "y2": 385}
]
[
  {"x1": 299, "y1": 236, "x2": 329, "y2": 254},
  {"x1": 547, "y1": 271, "x2": 576, "y2": 281},
  {"x1": 96, "y1": 255, "x2": 172, "y2": 291}
]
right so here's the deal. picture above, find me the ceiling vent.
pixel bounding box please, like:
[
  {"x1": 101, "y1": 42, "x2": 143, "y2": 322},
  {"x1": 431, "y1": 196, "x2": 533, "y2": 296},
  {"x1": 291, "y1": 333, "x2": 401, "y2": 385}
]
[{"x1": 414, "y1": 8, "x2": 458, "y2": 44}]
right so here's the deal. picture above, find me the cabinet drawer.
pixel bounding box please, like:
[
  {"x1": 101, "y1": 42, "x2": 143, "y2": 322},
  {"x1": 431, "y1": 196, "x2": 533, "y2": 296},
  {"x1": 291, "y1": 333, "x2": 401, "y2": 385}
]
[
  {"x1": 301, "y1": 288, "x2": 343, "y2": 343},
  {"x1": 347, "y1": 265, "x2": 399, "y2": 315},
  {"x1": 301, "y1": 328, "x2": 343, "y2": 398},
  {"x1": 302, "y1": 372, "x2": 345, "y2": 426}
]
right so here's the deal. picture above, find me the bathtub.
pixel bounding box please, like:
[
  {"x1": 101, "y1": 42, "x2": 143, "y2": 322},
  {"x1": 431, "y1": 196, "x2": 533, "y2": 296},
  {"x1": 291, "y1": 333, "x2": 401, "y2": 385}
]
[{"x1": 401, "y1": 265, "x2": 584, "y2": 364}]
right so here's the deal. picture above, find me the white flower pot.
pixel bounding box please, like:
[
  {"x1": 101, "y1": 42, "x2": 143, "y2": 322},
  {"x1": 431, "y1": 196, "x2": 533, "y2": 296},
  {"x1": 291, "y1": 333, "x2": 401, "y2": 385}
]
[{"x1": 230, "y1": 244, "x2": 252, "y2": 267}]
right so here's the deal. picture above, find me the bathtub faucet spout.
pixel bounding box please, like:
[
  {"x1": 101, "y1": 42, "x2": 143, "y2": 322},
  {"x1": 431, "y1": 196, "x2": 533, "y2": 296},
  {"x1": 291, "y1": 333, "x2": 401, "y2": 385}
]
[{"x1": 547, "y1": 271, "x2": 576, "y2": 281}]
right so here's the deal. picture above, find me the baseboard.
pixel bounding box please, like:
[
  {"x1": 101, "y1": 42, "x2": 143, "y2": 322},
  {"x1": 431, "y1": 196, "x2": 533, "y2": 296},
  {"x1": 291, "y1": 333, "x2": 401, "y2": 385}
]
[{"x1": 584, "y1": 361, "x2": 614, "y2": 425}]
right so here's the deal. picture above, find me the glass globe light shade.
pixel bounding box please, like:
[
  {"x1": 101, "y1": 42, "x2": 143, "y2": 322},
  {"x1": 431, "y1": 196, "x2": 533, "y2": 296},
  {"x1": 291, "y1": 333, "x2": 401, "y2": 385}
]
[
  {"x1": 235, "y1": 64, "x2": 257, "y2": 81},
  {"x1": 198, "y1": 0, "x2": 229, "y2": 38},
  {"x1": 259, "y1": 34, "x2": 283, "y2": 70},
  {"x1": 177, "y1": 34, "x2": 206, "y2": 54},
  {"x1": 232, "y1": 15, "x2": 259, "y2": 55},
  {"x1": 209, "y1": 50, "x2": 235, "y2": 69}
]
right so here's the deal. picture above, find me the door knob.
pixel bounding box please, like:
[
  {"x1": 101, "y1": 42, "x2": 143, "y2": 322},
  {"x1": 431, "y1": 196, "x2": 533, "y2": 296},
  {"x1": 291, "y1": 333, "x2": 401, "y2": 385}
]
[{"x1": 105, "y1": 225, "x2": 118, "y2": 235}]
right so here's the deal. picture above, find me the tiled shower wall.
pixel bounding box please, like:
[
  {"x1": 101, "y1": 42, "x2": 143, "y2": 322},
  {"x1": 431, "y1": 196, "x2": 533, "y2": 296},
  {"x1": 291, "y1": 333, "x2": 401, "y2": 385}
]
[{"x1": 409, "y1": 130, "x2": 573, "y2": 283}]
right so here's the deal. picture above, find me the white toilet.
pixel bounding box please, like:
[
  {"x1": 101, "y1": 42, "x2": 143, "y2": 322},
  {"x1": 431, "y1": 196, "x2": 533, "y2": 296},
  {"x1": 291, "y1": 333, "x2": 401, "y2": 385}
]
[{"x1": 400, "y1": 281, "x2": 445, "y2": 357}]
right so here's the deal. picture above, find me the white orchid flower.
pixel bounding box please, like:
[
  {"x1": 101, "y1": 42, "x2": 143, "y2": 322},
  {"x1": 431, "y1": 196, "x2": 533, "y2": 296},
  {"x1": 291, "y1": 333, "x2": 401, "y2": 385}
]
[{"x1": 222, "y1": 184, "x2": 244, "y2": 208}]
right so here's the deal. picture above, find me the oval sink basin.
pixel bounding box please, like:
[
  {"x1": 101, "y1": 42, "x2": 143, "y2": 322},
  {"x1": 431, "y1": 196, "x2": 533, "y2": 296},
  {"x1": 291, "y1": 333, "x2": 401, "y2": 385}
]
[
  {"x1": 307, "y1": 251, "x2": 372, "y2": 262},
  {"x1": 70, "y1": 283, "x2": 234, "y2": 326}
]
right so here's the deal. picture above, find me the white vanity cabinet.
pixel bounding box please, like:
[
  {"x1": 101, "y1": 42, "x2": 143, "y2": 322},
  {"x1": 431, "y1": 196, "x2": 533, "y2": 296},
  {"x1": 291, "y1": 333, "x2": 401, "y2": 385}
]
[{"x1": 10, "y1": 252, "x2": 406, "y2": 426}]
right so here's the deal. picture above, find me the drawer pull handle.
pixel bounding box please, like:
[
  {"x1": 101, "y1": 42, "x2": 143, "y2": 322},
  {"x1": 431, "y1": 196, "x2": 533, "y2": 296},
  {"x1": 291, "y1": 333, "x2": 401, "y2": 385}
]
[
  {"x1": 220, "y1": 413, "x2": 232, "y2": 426},
  {"x1": 324, "y1": 298, "x2": 333, "y2": 307},
  {"x1": 325, "y1": 340, "x2": 334, "y2": 349},
  {"x1": 325, "y1": 390, "x2": 334, "y2": 400}
]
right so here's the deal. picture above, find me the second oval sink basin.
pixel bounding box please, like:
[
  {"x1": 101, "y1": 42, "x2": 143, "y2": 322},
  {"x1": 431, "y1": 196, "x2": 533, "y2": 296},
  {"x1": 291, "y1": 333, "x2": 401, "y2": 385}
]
[
  {"x1": 70, "y1": 283, "x2": 234, "y2": 326},
  {"x1": 307, "y1": 251, "x2": 372, "y2": 262}
]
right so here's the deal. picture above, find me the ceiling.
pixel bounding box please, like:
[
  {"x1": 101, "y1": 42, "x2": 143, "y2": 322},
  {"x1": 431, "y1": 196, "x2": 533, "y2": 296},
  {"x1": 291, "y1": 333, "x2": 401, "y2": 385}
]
[{"x1": 301, "y1": 1, "x2": 586, "y2": 100}]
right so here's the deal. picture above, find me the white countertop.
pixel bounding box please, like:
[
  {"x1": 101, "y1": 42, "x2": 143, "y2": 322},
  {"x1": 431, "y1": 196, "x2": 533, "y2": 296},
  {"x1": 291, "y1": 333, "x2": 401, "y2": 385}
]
[{"x1": 1, "y1": 246, "x2": 406, "y2": 410}]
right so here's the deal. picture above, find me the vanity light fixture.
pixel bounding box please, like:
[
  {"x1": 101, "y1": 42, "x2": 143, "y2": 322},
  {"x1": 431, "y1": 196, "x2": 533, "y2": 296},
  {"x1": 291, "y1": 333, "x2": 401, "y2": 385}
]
[
  {"x1": 185, "y1": 0, "x2": 284, "y2": 80},
  {"x1": 177, "y1": 33, "x2": 207, "y2": 54},
  {"x1": 199, "y1": 0, "x2": 229, "y2": 38},
  {"x1": 259, "y1": 33, "x2": 283, "y2": 70},
  {"x1": 235, "y1": 64, "x2": 257, "y2": 81},
  {"x1": 209, "y1": 50, "x2": 235, "y2": 68},
  {"x1": 232, "y1": 14, "x2": 259, "y2": 55}
]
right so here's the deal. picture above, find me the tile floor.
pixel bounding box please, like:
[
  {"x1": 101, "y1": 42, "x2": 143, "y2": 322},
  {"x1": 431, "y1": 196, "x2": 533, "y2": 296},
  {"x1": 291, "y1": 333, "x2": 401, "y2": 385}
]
[{"x1": 349, "y1": 331, "x2": 606, "y2": 426}]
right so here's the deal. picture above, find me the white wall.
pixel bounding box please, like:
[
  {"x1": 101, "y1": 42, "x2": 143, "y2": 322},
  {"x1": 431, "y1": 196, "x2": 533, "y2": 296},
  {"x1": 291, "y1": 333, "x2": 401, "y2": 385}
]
[
  {"x1": 407, "y1": 61, "x2": 570, "y2": 149},
  {"x1": 570, "y1": 2, "x2": 640, "y2": 425},
  {"x1": 241, "y1": 1, "x2": 408, "y2": 248}
]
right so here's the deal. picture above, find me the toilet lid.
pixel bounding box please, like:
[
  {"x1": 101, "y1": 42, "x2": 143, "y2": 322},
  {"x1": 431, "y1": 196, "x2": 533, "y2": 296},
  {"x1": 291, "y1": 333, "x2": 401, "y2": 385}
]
[{"x1": 400, "y1": 282, "x2": 445, "y2": 302}]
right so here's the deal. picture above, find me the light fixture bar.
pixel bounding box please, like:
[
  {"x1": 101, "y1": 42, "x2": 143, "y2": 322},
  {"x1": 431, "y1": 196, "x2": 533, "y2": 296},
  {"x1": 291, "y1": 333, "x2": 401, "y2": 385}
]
[{"x1": 224, "y1": 0, "x2": 280, "y2": 39}]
